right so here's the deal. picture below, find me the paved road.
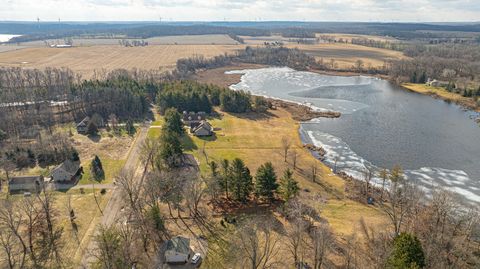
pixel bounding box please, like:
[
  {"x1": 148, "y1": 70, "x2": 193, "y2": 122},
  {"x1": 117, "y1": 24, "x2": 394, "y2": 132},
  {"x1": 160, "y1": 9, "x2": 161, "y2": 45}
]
[{"x1": 79, "y1": 125, "x2": 149, "y2": 268}]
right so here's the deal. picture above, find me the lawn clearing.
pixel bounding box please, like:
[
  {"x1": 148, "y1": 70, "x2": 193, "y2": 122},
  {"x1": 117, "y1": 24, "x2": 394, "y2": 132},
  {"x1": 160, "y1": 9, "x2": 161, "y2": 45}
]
[{"x1": 151, "y1": 107, "x2": 387, "y2": 237}]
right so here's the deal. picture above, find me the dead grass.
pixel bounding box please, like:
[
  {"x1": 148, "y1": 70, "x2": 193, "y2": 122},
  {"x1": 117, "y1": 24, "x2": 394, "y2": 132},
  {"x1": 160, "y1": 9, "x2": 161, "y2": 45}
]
[
  {"x1": 149, "y1": 108, "x2": 386, "y2": 238},
  {"x1": 0, "y1": 44, "x2": 246, "y2": 79},
  {"x1": 286, "y1": 43, "x2": 406, "y2": 69},
  {"x1": 403, "y1": 83, "x2": 480, "y2": 112}
]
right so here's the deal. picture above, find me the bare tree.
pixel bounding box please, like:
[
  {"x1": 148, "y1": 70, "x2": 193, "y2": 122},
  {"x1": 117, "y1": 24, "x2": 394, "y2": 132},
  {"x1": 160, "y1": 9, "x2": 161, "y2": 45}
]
[
  {"x1": 281, "y1": 137, "x2": 291, "y2": 163},
  {"x1": 378, "y1": 167, "x2": 420, "y2": 236},
  {"x1": 0, "y1": 231, "x2": 19, "y2": 269},
  {"x1": 290, "y1": 150, "x2": 298, "y2": 170},
  {"x1": 184, "y1": 176, "x2": 206, "y2": 218},
  {"x1": 139, "y1": 137, "x2": 159, "y2": 171},
  {"x1": 235, "y1": 218, "x2": 280, "y2": 269},
  {"x1": 0, "y1": 200, "x2": 27, "y2": 268},
  {"x1": 309, "y1": 223, "x2": 333, "y2": 269},
  {"x1": 286, "y1": 218, "x2": 309, "y2": 266}
]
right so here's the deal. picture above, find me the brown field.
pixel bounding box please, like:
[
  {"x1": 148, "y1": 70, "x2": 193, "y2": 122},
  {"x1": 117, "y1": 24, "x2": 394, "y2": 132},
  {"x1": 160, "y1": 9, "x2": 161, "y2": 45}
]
[
  {"x1": 15, "y1": 34, "x2": 240, "y2": 47},
  {"x1": 315, "y1": 33, "x2": 399, "y2": 42},
  {"x1": 0, "y1": 44, "x2": 246, "y2": 78},
  {"x1": 286, "y1": 43, "x2": 406, "y2": 69}
]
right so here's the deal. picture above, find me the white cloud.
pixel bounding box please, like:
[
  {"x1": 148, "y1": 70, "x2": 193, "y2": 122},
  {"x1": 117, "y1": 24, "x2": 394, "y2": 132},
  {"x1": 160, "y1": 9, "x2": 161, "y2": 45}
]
[{"x1": 0, "y1": 0, "x2": 478, "y2": 21}]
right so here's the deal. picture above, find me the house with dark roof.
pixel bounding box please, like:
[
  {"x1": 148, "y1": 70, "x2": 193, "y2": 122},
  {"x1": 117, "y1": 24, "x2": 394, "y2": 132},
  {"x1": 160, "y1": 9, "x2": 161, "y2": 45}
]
[
  {"x1": 164, "y1": 236, "x2": 192, "y2": 264},
  {"x1": 50, "y1": 160, "x2": 81, "y2": 183},
  {"x1": 191, "y1": 121, "x2": 214, "y2": 137},
  {"x1": 76, "y1": 117, "x2": 90, "y2": 134},
  {"x1": 8, "y1": 175, "x2": 44, "y2": 194}
]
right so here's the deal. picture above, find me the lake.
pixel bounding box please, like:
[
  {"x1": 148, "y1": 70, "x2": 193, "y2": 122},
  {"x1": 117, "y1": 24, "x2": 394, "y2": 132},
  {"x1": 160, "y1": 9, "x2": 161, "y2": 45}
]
[{"x1": 228, "y1": 67, "x2": 480, "y2": 204}]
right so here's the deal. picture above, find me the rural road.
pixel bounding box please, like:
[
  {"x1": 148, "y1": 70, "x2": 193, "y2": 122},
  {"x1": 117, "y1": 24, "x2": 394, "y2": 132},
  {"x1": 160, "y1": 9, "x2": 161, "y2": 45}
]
[{"x1": 79, "y1": 125, "x2": 149, "y2": 268}]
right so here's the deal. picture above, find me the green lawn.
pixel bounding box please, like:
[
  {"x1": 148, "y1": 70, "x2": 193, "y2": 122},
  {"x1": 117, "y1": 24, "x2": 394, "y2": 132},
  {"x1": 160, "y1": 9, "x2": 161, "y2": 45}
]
[{"x1": 78, "y1": 157, "x2": 125, "y2": 185}]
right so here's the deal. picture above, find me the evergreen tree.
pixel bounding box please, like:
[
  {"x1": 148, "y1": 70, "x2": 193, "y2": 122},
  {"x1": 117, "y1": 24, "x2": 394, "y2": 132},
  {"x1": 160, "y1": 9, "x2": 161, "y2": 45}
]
[
  {"x1": 220, "y1": 159, "x2": 230, "y2": 199},
  {"x1": 209, "y1": 160, "x2": 218, "y2": 177},
  {"x1": 91, "y1": 155, "x2": 105, "y2": 181},
  {"x1": 125, "y1": 119, "x2": 136, "y2": 135},
  {"x1": 279, "y1": 169, "x2": 299, "y2": 201},
  {"x1": 230, "y1": 158, "x2": 253, "y2": 202},
  {"x1": 158, "y1": 129, "x2": 183, "y2": 169},
  {"x1": 255, "y1": 162, "x2": 278, "y2": 201},
  {"x1": 0, "y1": 128, "x2": 7, "y2": 143},
  {"x1": 388, "y1": 233, "x2": 425, "y2": 269},
  {"x1": 163, "y1": 108, "x2": 185, "y2": 136},
  {"x1": 87, "y1": 121, "x2": 98, "y2": 136}
]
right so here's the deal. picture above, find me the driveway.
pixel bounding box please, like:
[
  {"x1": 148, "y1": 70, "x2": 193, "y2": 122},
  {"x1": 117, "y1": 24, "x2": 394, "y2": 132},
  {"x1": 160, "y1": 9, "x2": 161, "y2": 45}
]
[{"x1": 78, "y1": 125, "x2": 149, "y2": 267}]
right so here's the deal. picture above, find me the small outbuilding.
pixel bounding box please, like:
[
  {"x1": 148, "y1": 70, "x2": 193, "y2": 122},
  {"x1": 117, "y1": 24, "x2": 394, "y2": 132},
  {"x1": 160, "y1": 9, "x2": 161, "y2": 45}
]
[
  {"x1": 50, "y1": 160, "x2": 81, "y2": 183},
  {"x1": 8, "y1": 175, "x2": 44, "y2": 194},
  {"x1": 165, "y1": 236, "x2": 192, "y2": 264},
  {"x1": 76, "y1": 117, "x2": 90, "y2": 134}
]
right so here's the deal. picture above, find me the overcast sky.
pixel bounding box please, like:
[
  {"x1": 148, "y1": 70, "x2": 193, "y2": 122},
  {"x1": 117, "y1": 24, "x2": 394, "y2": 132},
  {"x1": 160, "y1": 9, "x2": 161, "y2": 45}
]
[{"x1": 1, "y1": 0, "x2": 479, "y2": 22}]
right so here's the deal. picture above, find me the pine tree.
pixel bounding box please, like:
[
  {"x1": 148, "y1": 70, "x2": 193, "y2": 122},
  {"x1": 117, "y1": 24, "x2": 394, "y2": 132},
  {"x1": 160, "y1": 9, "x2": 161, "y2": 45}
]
[
  {"x1": 91, "y1": 155, "x2": 105, "y2": 181},
  {"x1": 158, "y1": 129, "x2": 183, "y2": 169},
  {"x1": 255, "y1": 162, "x2": 278, "y2": 201},
  {"x1": 125, "y1": 119, "x2": 136, "y2": 135},
  {"x1": 230, "y1": 158, "x2": 253, "y2": 202},
  {"x1": 163, "y1": 108, "x2": 185, "y2": 136},
  {"x1": 279, "y1": 169, "x2": 299, "y2": 201},
  {"x1": 220, "y1": 159, "x2": 230, "y2": 199},
  {"x1": 388, "y1": 233, "x2": 425, "y2": 269}
]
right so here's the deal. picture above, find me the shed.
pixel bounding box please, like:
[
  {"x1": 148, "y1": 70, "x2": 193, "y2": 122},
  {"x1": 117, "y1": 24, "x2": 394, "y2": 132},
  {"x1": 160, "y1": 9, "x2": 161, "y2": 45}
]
[
  {"x1": 8, "y1": 175, "x2": 44, "y2": 194},
  {"x1": 76, "y1": 117, "x2": 90, "y2": 134}
]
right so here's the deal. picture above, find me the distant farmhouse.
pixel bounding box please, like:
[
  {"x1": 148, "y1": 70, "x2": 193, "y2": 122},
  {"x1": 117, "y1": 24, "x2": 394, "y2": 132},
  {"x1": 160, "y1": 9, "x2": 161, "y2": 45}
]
[
  {"x1": 50, "y1": 160, "x2": 81, "y2": 183},
  {"x1": 427, "y1": 79, "x2": 449, "y2": 88},
  {"x1": 76, "y1": 116, "x2": 90, "y2": 134},
  {"x1": 8, "y1": 175, "x2": 44, "y2": 194},
  {"x1": 182, "y1": 111, "x2": 214, "y2": 137},
  {"x1": 164, "y1": 236, "x2": 192, "y2": 264},
  {"x1": 76, "y1": 116, "x2": 105, "y2": 134}
]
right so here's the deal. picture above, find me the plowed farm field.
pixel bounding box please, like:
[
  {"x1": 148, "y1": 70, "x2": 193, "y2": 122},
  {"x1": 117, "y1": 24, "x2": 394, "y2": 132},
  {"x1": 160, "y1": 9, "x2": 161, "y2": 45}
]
[{"x1": 0, "y1": 44, "x2": 246, "y2": 78}]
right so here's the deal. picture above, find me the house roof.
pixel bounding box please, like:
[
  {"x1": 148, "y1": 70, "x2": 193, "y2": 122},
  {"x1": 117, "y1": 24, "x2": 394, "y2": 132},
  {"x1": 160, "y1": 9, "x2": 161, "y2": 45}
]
[
  {"x1": 192, "y1": 121, "x2": 213, "y2": 133},
  {"x1": 9, "y1": 175, "x2": 43, "y2": 185},
  {"x1": 52, "y1": 160, "x2": 80, "y2": 176},
  {"x1": 166, "y1": 236, "x2": 190, "y2": 255},
  {"x1": 77, "y1": 117, "x2": 90, "y2": 127}
]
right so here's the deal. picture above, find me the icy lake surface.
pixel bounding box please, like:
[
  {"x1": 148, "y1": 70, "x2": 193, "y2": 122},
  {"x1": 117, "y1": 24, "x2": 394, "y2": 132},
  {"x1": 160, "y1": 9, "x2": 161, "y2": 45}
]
[{"x1": 228, "y1": 67, "x2": 480, "y2": 204}]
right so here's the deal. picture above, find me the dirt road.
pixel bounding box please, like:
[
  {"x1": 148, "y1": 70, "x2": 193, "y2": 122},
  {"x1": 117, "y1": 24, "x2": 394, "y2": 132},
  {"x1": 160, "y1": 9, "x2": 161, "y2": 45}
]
[{"x1": 78, "y1": 125, "x2": 149, "y2": 268}]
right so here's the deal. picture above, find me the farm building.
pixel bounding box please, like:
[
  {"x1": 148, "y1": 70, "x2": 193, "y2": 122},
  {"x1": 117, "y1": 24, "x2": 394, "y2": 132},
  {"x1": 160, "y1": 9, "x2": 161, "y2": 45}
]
[
  {"x1": 50, "y1": 160, "x2": 81, "y2": 183},
  {"x1": 8, "y1": 175, "x2": 44, "y2": 194},
  {"x1": 191, "y1": 121, "x2": 214, "y2": 137},
  {"x1": 76, "y1": 117, "x2": 90, "y2": 134},
  {"x1": 426, "y1": 79, "x2": 449, "y2": 87},
  {"x1": 164, "y1": 236, "x2": 192, "y2": 264}
]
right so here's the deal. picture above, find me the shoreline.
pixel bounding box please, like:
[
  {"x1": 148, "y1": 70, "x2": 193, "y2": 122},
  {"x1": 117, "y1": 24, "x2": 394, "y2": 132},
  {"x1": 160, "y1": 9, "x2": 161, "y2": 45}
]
[
  {"x1": 401, "y1": 83, "x2": 480, "y2": 114},
  {"x1": 194, "y1": 63, "x2": 342, "y2": 121}
]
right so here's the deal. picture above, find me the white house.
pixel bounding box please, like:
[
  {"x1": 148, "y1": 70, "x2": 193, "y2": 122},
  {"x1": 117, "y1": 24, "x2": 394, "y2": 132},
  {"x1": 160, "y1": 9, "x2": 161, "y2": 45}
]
[
  {"x1": 191, "y1": 121, "x2": 214, "y2": 137},
  {"x1": 165, "y1": 236, "x2": 191, "y2": 264}
]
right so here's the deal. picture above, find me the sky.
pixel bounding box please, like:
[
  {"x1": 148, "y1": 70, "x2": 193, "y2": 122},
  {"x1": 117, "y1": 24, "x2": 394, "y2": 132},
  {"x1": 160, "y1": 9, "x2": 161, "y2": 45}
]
[{"x1": 0, "y1": 0, "x2": 479, "y2": 22}]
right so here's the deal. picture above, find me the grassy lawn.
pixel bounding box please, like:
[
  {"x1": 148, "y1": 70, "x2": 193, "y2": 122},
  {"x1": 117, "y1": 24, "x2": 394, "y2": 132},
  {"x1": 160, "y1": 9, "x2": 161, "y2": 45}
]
[
  {"x1": 78, "y1": 157, "x2": 125, "y2": 185},
  {"x1": 150, "y1": 107, "x2": 386, "y2": 237},
  {"x1": 403, "y1": 83, "x2": 479, "y2": 111}
]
